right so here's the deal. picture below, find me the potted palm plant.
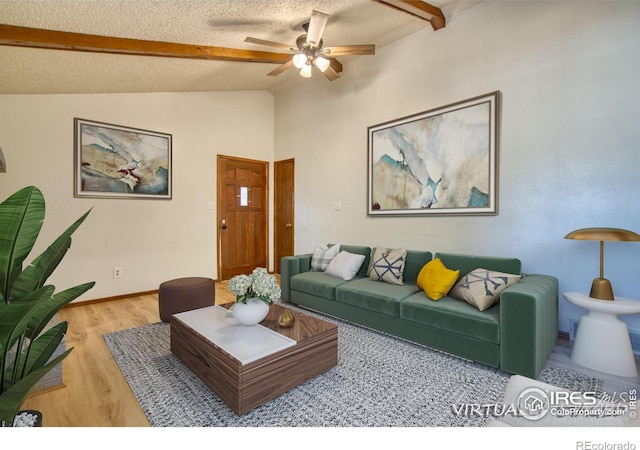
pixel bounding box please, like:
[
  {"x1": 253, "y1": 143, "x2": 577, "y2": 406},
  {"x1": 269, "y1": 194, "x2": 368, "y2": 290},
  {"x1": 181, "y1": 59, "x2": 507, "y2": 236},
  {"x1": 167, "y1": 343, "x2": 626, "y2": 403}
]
[{"x1": 0, "y1": 186, "x2": 95, "y2": 426}]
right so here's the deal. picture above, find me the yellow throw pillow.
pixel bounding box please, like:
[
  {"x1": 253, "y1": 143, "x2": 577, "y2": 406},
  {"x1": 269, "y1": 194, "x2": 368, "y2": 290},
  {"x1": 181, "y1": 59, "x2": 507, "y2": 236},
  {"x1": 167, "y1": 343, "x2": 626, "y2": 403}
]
[{"x1": 416, "y1": 258, "x2": 460, "y2": 301}]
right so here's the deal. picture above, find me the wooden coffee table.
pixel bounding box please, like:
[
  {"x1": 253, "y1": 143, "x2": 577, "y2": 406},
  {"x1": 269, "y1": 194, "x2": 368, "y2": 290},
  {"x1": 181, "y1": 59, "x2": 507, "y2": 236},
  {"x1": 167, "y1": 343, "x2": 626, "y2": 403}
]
[{"x1": 170, "y1": 302, "x2": 338, "y2": 415}]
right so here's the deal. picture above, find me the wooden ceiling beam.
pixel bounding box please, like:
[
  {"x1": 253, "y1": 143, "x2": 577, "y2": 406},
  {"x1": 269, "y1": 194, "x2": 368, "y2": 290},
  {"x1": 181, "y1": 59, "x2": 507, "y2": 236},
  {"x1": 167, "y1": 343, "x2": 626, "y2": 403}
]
[
  {"x1": 373, "y1": 0, "x2": 446, "y2": 30},
  {"x1": 0, "y1": 24, "x2": 292, "y2": 64}
]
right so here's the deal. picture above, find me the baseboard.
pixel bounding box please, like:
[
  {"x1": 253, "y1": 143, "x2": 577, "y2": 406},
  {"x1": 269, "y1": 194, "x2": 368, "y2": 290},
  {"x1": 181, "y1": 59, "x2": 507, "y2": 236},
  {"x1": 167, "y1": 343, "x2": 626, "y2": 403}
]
[
  {"x1": 558, "y1": 330, "x2": 571, "y2": 347},
  {"x1": 558, "y1": 330, "x2": 570, "y2": 341},
  {"x1": 63, "y1": 289, "x2": 160, "y2": 308},
  {"x1": 64, "y1": 278, "x2": 221, "y2": 308}
]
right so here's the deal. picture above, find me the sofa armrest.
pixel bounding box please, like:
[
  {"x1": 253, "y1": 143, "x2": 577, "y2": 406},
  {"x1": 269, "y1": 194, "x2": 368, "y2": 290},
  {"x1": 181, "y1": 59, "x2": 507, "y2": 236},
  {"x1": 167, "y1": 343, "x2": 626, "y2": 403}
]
[
  {"x1": 499, "y1": 274, "x2": 558, "y2": 378},
  {"x1": 280, "y1": 254, "x2": 312, "y2": 302}
]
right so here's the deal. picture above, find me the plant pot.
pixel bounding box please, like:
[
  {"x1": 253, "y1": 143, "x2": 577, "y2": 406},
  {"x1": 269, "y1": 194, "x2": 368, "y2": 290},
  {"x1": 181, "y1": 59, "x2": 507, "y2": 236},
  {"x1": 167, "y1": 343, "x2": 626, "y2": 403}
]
[
  {"x1": 14, "y1": 410, "x2": 42, "y2": 427},
  {"x1": 232, "y1": 298, "x2": 269, "y2": 326}
]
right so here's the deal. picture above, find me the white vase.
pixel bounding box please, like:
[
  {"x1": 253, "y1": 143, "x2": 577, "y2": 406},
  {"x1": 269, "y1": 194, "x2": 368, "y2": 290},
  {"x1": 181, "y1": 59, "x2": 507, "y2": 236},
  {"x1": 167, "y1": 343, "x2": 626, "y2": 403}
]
[{"x1": 232, "y1": 298, "x2": 270, "y2": 326}]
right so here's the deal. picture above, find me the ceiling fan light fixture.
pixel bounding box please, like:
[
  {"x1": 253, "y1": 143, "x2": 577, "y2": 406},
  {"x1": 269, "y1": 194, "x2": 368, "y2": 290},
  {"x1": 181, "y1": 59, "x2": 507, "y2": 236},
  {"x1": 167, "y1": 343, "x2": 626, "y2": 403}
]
[
  {"x1": 314, "y1": 56, "x2": 330, "y2": 72},
  {"x1": 292, "y1": 53, "x2": 307, "y2": 69},
  {"x1": 244, "y1": 10, "x2": 373, "y2": 82},
  {"x1": 300, "y1": 63, "x2": 313, "y2": 78}
]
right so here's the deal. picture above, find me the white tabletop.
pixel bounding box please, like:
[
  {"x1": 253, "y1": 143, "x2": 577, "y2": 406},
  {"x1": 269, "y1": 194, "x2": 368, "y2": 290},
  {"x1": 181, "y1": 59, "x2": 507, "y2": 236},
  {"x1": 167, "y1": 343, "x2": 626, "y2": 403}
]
[
  {"x1": 173, "y1": 305, "x2": 296, "y2": 364},
  {"x1": 563, "y1": 292, "x2": 640, "y2": 315}
]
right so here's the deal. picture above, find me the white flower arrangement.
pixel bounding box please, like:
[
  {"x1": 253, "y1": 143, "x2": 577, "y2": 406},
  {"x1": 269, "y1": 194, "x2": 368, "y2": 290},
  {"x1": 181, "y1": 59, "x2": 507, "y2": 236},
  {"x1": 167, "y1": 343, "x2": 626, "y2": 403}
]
[{"x1": 227, "y1": 268, "x2": 281, "y2": 304}]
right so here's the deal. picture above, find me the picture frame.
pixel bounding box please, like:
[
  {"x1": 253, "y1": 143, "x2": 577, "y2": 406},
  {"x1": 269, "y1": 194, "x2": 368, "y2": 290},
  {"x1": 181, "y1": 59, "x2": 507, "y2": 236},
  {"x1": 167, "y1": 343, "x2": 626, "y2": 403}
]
[
  {"x1": 367, "y1": 91, "x2": 499, "y2": 216},
  {"x1": 74, "y1": 118, "x2": 172, "y2": 199}
]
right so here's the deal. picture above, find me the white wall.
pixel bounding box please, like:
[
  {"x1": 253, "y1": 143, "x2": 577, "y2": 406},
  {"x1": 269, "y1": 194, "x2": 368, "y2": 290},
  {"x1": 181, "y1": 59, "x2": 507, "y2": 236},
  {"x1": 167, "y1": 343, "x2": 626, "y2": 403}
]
[
  {"x1": 273, "y1": 1, "x2": 640, "y2": 334},
  {"x1": 0, "y1": 91, "x2": 274, "y2": 301}
]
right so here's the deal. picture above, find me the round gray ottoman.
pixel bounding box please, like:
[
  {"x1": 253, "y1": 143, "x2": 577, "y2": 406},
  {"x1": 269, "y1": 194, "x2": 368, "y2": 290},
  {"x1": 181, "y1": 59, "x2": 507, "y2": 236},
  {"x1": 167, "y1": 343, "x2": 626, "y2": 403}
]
[{"x1": 159, "y1": 277, "x2": 215, "y2": 322}]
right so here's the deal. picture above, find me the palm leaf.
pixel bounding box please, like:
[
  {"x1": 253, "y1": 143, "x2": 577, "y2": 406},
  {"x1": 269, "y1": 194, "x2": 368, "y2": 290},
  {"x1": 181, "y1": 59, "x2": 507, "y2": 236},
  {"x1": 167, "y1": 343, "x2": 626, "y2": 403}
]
[
  {"x1": 11, "y1": 209, "x2": 92, "y2": 299},
  {"x1": 4, "y1": 322, "x2": 68, "y2": 385},
  {"x1": 0, "y1": 186, "x2": 45, "y2": 301},
  {"x1": 26, "y1": 281, "x2": 95, "y2": 338},
  {"x1": 0, "y1": 287, "x2": 53, "y2": 354}
]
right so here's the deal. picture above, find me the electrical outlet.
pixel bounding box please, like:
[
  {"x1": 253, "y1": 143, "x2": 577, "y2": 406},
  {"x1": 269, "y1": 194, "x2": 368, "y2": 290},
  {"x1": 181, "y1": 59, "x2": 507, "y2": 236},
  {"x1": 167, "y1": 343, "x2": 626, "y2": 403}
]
[
  {"x1": 113, "y1": 267, "x2": 122, "y2": 279},
  {"x1": 207, "y1": 202, "x2": 215, "y2": 210}
]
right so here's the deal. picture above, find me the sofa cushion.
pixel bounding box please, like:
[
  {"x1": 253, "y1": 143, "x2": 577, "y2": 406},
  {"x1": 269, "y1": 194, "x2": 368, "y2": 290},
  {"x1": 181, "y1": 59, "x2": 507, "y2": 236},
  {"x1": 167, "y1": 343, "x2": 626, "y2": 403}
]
[
  {"x1": 450, "y1": 268, "x2": 522, "y2": 311},
  {"x1": 403, "y1": 250, "x2": 433, "y2": 284},
  {"x1": 435, "y1": 253, "x2": 521, "y2": 280},
  {"x1": 311, "y1": 242, "x2": 341, "y2": 271},
  {"x1": 401, "y1": 292, "x2": 501, "y2": 344},
  {"x1": 290, "y1": 272, "x2": 351, "y2": 301},
  {"x1": 416, "y1": 258, "x2": 459, "y2": 300},
  {"x1": 336, "y1": 278, "x2": 421, "y2": 317},
  {"x1": 369, "y1": 246, "x2": 407, "y2": 285}
]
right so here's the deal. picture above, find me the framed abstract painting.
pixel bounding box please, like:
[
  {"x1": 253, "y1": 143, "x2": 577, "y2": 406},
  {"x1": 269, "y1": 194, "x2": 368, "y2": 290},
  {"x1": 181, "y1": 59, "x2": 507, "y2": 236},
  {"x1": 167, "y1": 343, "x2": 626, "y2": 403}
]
[
  {"x1": 74, "y1": 118, "x2": 172, "y2": 199},
  {"x1": 367, "y1": 92, "x2": 499, "y2": 216}
]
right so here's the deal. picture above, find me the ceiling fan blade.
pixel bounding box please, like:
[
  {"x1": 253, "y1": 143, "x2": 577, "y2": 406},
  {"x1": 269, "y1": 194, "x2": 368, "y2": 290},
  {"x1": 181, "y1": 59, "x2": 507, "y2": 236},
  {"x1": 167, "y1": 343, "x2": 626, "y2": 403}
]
[
  {"x1": 0, "y1": 24, "x2": 291, "y2": 64},
  {"x1": 329, "y1": 58, "x2": 343, "y2": 74},
  {"x1": 306, "y1": 10, "x2": 329, "y2": 47},
  {"x1": 244, "y1": 37, "x2": 296, "y2": 52},
  {"x1": 322, "y1": 44, "x2": 375, "y2": 56},
  {"x1": 323, "y1": 65, "x2": 341, "y2": 81},
  {"x1": 267, "y1": 59, "x2": 294, "y2": 77}
]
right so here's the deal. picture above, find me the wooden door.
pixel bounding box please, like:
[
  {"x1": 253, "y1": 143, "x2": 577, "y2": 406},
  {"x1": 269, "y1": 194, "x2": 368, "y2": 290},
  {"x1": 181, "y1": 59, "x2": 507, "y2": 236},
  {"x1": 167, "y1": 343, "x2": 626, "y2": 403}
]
[
  {"x1": 217, "y1": 155, "x2": 268, "y2": 281},
  {"x1": 274, "y1": 159, "x2": 295, "y2": 274}
]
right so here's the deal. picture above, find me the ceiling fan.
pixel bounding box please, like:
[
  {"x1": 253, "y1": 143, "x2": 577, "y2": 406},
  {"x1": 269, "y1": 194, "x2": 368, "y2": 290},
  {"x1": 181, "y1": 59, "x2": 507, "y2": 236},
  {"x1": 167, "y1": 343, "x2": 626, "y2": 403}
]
[{"x1": 245, "y1": 10, "x2": 375, "y2": 81}]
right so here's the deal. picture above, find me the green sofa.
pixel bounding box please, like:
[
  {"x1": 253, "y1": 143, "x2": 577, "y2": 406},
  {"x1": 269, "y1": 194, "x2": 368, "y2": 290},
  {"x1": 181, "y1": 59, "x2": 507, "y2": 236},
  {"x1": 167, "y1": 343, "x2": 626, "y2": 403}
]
[{"x1": 280, "y1": 245, "x2": 558, "y2": 379}]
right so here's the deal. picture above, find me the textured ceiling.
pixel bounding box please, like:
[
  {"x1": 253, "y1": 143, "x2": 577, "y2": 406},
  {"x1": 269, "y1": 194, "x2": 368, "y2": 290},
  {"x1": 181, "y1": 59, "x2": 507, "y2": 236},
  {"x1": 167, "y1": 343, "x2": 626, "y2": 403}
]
[{"x1": 0, "y1": 0, "x2": 481, "y2": 95}]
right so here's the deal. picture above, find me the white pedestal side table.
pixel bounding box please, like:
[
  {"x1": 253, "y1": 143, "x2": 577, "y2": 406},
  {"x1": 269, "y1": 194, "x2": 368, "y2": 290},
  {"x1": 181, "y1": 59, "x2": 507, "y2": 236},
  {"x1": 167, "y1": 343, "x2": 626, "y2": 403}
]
[{"x1": 563, "y1": 292, "x2": 640, "y2": 377}]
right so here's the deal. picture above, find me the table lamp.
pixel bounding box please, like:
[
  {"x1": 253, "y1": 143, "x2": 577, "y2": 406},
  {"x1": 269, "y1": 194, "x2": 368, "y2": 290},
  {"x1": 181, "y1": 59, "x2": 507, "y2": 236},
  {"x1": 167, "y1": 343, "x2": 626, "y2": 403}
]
[{"x1": 564, "y1": 227, "x2": 640, "y2": 300}]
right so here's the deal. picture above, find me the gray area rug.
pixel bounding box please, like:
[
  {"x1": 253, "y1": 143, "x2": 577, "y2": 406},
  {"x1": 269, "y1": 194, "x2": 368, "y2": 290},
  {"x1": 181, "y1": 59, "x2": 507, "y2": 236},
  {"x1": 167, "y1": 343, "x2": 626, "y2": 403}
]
[{"x1": 103, "y1": 305, "x2": 602, "y2": 427}]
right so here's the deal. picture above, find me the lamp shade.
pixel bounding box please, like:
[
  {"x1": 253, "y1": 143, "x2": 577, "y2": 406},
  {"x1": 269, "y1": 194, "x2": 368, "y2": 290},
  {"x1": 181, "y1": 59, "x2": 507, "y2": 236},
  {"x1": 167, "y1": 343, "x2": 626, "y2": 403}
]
[
  {"x1": 300, "y1": 63, "x2": 312, "y2": 78},
  {"x1": 564, "y1": 227, "x2": 640, "y2": 242},
  {"x1": 292, "y1": 53, "x2": 307, "y2": 69},
  {"x1": 314, "y1": 56, "x2": 330, "y2": 72}
]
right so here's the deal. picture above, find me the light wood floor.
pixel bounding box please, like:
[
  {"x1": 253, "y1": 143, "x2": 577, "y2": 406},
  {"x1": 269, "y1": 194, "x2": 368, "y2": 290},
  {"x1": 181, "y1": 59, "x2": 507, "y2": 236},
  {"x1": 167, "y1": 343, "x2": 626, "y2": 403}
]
[
  {"x1": 21, "y1": 282, "x2": 235, "y2": 427},
  {"x1": 21, "y1": 284, "x2": 640, "y2": 427}
]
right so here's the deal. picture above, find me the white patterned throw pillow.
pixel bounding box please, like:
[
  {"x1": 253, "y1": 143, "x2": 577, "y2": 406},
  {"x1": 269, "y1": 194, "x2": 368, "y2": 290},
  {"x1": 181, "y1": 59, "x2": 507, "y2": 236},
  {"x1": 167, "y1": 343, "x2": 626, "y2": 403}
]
[
  {"x1": 310, "y1": 243, "x2": 341, "y2": 272},
  {"x1": 450, "y1": 268, "x2": 521, "y2": 311},
  {"x1": 369, "y1": 246, "x2": 407, "y2": 285}
]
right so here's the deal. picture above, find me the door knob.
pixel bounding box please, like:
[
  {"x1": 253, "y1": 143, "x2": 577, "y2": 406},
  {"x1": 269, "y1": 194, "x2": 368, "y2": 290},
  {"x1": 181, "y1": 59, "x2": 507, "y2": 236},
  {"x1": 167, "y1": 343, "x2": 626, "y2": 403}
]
[
  {"x1": 285, "y1": 223, "x2": 292, "y2": 227},
  {"x1": 221, "y1": 219, "x2": 227, "y2": 230}
]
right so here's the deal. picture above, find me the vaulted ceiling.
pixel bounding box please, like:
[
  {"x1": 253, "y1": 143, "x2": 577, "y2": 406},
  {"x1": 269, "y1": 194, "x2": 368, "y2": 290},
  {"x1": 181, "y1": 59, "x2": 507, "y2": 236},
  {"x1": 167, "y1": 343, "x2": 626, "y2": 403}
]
[{"x1": 0, "y1": 0, "x2": 482, "y2": 95}]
